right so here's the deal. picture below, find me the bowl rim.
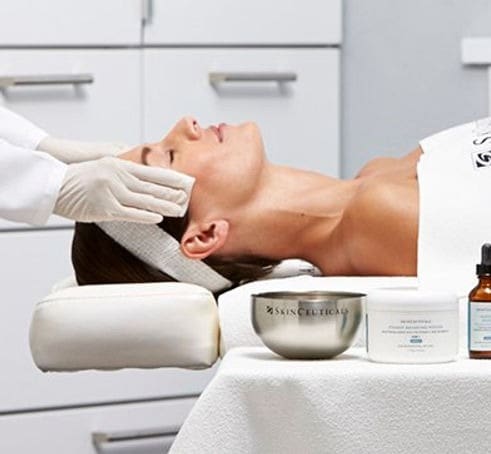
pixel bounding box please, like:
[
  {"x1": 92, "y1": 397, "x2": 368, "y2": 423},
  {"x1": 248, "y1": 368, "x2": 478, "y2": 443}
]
[{"x1": 251, "y1": 290, "x2": 366, "y2": 301}]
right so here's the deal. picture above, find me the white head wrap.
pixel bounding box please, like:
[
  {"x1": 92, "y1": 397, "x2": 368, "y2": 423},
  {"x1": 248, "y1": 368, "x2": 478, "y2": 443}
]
[{"x1": 97, "y1": 221, "x2": 233, "y2": 293}]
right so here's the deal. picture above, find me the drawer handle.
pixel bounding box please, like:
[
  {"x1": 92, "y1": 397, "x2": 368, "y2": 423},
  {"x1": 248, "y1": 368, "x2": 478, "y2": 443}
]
[
  {"x1": 142, "y1": 0, "x2": 153, "y2": 25},
  {"x1": 209, "y1": 71, "x2": 297, "y2": 84},
  {"x1": 92, "y1": 426, "x2": 179, "y2": 445},
  {"x1": 0, "y1": 73, "x2": 94, "y2": 88}
]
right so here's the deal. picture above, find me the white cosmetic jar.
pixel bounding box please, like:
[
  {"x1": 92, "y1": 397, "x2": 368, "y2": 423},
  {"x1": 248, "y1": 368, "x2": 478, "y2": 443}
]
[{"x1": 366, "y1": 288, "x2": 459, "y2": 364}]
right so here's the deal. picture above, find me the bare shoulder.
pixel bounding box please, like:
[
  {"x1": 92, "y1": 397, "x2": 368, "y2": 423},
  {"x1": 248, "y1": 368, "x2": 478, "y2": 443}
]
[
  {"x1": 400, "y1": 146, "x2": 423, "y2": 169},
  {"x1": 342, "y1": 178, "x2": 418, "y2": 275},
  {"x1": 344, "y1": 179, "x2": 417, "y2": 241},
  {"x1": 355, "y1": 157, "x2": 400, "y2": 178},
  {"x1": 355, "y1": 146, "x2": 423, "y2": 179},
  {"x1": 347, "y1": 178, "x2": 418, "y2": 220}
]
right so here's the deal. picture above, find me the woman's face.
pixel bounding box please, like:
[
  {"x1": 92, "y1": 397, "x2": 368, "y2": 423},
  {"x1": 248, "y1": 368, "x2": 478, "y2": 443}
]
[{"x1": 122, "y1": 116, "x2": 267, "y2": 218}]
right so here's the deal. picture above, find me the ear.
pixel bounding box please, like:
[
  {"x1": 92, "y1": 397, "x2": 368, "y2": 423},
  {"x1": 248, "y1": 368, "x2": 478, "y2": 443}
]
[{"x1": 181, "y1": 220, "x2": 229, "y2": 259}]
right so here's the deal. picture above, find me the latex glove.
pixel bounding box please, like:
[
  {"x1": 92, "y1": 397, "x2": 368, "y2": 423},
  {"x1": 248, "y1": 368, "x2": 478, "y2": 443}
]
[
  {"x1": 54, "y1": 157, "x2": 195, "y2": 223},
  {"x1": 37, "y1": 136, "x2": 129, "y2": 164}
]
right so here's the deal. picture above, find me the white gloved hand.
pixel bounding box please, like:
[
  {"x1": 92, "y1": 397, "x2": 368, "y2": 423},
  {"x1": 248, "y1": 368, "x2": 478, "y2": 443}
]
[
  {"x1": 37, "y1": 136, "x2": 129, "y2": 164},
  {"x1": 54, "y1": 157, "x2": 195, "y2": 223}
]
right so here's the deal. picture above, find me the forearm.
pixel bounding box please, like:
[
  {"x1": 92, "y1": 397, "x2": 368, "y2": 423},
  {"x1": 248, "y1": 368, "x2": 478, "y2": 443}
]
[
  {"x1": 37, "y1": 137, "x2": 129, "y2": 163},
  {"x1": 0, "y1": 138, "x2": 66, "y2": 225},
  {"x1": 0, "y1": 106, "x2": 48, "y2": 149}
]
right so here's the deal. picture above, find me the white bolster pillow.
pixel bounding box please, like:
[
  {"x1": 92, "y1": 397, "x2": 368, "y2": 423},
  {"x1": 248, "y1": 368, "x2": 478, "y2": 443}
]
[{"x1": 29, "y1": 281, "x2": 219, "y2": 372}]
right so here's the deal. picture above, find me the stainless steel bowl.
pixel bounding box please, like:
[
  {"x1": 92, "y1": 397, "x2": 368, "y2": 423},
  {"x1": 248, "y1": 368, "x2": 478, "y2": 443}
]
[{"x1": 252, "y1": 291, "x2": 365, "y2": 359}]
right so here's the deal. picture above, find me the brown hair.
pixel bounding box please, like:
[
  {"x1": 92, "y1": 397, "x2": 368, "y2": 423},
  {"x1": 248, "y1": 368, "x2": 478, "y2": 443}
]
[{"x1": 71, "y1": 215, "x2": 279, "y2": 295}]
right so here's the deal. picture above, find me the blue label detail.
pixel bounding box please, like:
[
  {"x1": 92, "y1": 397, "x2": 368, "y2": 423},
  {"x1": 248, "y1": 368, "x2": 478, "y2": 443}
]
[{"x1": 410, "y1": 338, "x2": 423, "y2": 344}]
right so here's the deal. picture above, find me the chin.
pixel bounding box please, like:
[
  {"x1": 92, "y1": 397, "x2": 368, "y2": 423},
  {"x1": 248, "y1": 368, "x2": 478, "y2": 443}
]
[
  {"x1": 242, "y1": 121, "x2": 260, "y2": 135},
  {"x1": 242, "y1": 121, "x2": 264, "y2": 150}
]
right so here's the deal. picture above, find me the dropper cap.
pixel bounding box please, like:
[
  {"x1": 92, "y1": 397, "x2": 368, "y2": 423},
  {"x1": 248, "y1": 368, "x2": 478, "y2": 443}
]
[{"x1": 477, "y1": 243, "x2": 491, "y2": 276}]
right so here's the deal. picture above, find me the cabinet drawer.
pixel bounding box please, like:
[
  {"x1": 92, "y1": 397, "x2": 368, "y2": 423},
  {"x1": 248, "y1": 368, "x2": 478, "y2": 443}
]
[
  {"x1": 0, "y1": 49, "x2": 142, "y2": 230},
  {"x1": 0, "y1": 397, "x2": 197, "y2": 453},
  {"x1": 0, "y1": 217, "x2": 73, "y2": 231},
  {"x1": 0, "y1": 230, "x2": 215, "y2": 412},
  {"x1": 144, "y1": 48, "x2": 340, "y2": 175},
  {"x1": 0, "y1": 0, "x2": 141, "y2": 46},
  {"x1": 144, "y1": 0, "x2": 342, "y2": 45}
]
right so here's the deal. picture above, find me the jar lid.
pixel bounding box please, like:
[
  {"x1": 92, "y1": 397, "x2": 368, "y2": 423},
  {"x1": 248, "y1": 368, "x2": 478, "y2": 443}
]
[{"x1": 366, "y1": 287, "x2": 459, "y2": 312}]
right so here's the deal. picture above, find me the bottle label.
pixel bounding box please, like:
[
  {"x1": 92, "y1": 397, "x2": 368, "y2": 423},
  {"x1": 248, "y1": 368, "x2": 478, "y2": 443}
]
[
  {"x1": 367, "y1": 310, "x2": 457, "y2": 361},
  {"x1": 469, "y1": 302, "x2": 491, "y2": 351}
]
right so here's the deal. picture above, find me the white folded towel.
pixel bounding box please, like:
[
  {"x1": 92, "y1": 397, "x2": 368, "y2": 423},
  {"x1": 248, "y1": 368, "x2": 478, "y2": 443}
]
[{"x1": 418, "y1": 117, "x2": 491, "y2": 296}]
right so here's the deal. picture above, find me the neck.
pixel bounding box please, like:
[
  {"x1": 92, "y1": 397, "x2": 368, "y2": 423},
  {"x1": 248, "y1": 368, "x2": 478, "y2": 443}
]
[{"x1": 226, "y1": 163, "x2": 361, "y2": 273}]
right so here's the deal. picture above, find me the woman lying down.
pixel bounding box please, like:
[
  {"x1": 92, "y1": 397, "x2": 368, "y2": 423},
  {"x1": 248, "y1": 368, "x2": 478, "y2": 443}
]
[{"x1": 72, "y1": 116, "x2": 491, "y2": 294}]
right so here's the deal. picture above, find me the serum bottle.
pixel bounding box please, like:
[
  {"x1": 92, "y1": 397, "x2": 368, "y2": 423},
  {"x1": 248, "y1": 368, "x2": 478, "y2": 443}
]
[{"x1": 469, "y1": 243, "x2": 491, "y2": 359}]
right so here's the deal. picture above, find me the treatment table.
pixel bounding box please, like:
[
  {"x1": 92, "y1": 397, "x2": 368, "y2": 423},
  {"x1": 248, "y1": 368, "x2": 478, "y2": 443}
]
[
  {"x1": 29, "y1": 274, "x2": 489, "y2": 454},
  {"x1": 170, "y1": 346, "x2": 491, "y2": 454}
]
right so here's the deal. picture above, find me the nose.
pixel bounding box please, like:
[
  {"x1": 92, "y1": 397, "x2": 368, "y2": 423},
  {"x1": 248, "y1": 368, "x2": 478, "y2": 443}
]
[{"x1": 181, "y1": 116, "x2": 201, "y2": 140}]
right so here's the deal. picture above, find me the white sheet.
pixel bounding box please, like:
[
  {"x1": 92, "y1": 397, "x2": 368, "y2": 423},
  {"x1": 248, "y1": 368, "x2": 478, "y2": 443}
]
[{"x1": 170, "y1": 346, "x2": 491, "y2": 454}]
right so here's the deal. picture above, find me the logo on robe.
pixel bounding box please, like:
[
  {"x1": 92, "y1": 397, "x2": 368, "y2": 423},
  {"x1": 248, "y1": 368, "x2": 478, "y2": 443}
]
[{"x1": 472, "y1": 150, "x2": 491, "y2": 169}]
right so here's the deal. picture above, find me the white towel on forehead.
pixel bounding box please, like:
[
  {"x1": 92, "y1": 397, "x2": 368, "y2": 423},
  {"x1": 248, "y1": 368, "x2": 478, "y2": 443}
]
[{"x1": 97, "y1": 221, "x2": 233, "y2": 293}]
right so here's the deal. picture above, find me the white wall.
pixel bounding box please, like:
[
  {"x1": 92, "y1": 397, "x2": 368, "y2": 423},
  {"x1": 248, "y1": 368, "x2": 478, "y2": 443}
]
[{"x1": 341, "y1": 0, "x2": 491, "y2": 177}]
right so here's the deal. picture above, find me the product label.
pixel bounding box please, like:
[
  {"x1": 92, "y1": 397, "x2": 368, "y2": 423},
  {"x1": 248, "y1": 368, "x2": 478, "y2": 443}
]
[
  {"x1": 469, "y1": 302, "x2": 491, "y2": 351},
  {"x1": 367, "y1": 311, "x2": 457, "y2": 361}
]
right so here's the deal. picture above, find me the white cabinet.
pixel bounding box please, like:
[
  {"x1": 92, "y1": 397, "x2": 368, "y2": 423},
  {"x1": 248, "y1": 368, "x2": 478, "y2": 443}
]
[
  {"x1": 144, "y1": 48, "x2": 340, "y2": 174},
  {"x1": 0, "y1": 1, "x2": 342, "y2": 447},
  {"x1": 462, "y1": 38, "x2": 491, "y2": 115},
  {"x1": 0, "y1": 230, "x2": 215, "y2": 412},
  {"x1": 0, "y1": 397, "x2": 197, "y2": 453},
  {"x1": 144, "y1": 0, "x2": 342, "y2": 45},
  {"x1": 0, "y1": 49, "x2": 142, "y2": 230},
  {"x1": 0, "y1": 0, "x2": 141, "y2": 46},
  {"x1": 0, "y1": 50, "x2": 141, "y2": 149}
]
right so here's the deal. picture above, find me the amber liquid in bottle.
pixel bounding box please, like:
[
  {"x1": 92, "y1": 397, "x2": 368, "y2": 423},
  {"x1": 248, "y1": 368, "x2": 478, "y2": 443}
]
[
  {"x1": 469, "y1": 243, "x2": 491, "y2": 359},
  {"x1": 469, "y1": 275, "x2": 491, "y2": 358}
]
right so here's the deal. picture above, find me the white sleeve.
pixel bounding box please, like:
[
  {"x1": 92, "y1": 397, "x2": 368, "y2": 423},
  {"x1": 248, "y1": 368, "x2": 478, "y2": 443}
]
[
  {"x1": 0, "y1": 106, "x2": 48, "y2": 149},
  {"x1": 0, "y1": 139, "x2": 67, "y2": 225}
]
